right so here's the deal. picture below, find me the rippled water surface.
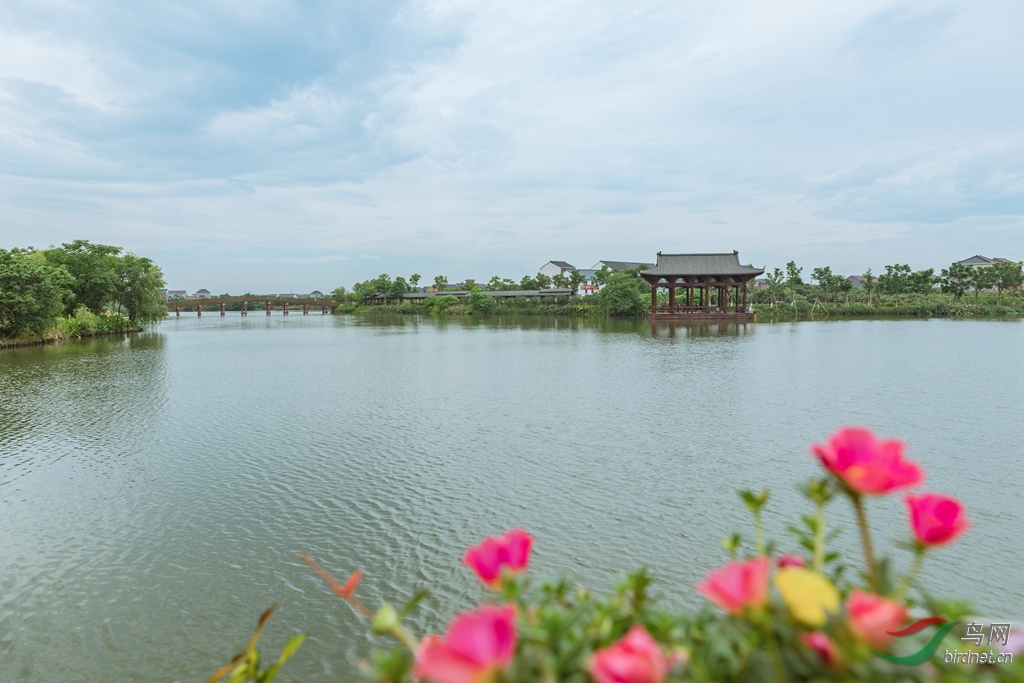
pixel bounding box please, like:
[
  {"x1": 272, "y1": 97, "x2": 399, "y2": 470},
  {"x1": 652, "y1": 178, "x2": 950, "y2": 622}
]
[{"x1": 1, "y1": 314, "x2": 1022, "y2": 682}]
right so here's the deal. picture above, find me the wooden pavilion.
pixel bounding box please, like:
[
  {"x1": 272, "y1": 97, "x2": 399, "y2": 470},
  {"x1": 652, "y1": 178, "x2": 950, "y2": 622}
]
[{"x1": 640, "y1": 252, "x2": 764, "y2": 321}]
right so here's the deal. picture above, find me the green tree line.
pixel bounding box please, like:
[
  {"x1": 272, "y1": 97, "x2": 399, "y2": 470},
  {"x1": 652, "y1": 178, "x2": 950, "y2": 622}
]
[
  {"x1": 0, "y1": 240, "x2": 166, "y2": 338},
  {"x1": 757, "y1": 259, "x2": 1023, "y2": 313}
]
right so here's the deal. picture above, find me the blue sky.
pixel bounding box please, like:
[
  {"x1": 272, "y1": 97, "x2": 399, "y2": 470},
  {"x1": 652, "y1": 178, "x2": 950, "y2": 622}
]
[{"x1": 1, "y1": 0, "x2": 1021, "y2": 293}]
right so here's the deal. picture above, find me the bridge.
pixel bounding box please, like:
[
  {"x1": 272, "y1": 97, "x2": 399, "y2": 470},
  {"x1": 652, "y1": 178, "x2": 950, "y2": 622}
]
[{"x1": 167, "y1": 296, "x2": 340, "y2": 316}]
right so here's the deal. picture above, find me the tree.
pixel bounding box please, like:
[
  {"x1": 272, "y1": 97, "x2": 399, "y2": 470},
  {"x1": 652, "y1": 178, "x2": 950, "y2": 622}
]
[
  {"x1": 567, "y1": 269, "x2": 586, "y2": 293},
  {"x1": 595, "y1": 270, "x2": 650, "y2": 317},
  {"x1": 113, "y1": 253, "x2": 166, "y2": 323},
  {"x1": 466, "y1": 289, "x2": 496, "y2": 314},
  {"x1": 862, "y1": 269, "x2": 875, "y2": 307},
  {"x1": 785, "y1": 261, "x2": 803, "y2": 286},
  {"x1": 0, "y1": 248, "x2": 73, "y2": 336},
  {"x1": 910, "y1": 268, "x2": 936, "y2": 304},
  {"x1": 331, "y1": 286, "x2": 347, "y2": 302},
  {"x1": 592, "y1": 265, "x2": 612, "y2": 288},
  {"x1": 519, "y1": 275, "x2": 539, "y2": 290},
  {"x1": 409, "y1": 274, "x2": 421, "y2": 291},
  {"x1": 785, "y1": 261, "x2": 803, "y2": 308},
  {"x1": 390, "y1": 276, "x2": 409, "y2": 298},
  {"x1": 939, "y1": 263, "x2": 971, "y2": 301},
  {"x1": 991, "y1": 261, "x2": 1023, "y2": 305},
  {"x1": 552, "y1": 273, "x2": 569, "y2": 289},
  {"x1": 967, "y1": 266, "x2": 996, "y2": 303},
  {"x1": 433, "y1": 275, "x2": 448, "y2": 292},
  {"x1": 877, "y1": 264, "x2": 911, "y2": 306},
  {"x1": 837, "y1": 276, "x2": 853, "y2": 306},
  {"x1": 535, "y1": 273, "x2": 553, "y2": 290},
  {"x1": 810, "y1": 266, "x2": 833, "y2": 306},
  {"x1": 44, "y1": 240, "x2": 122, "y2": 314},
  {"x1": 765, "y1": 268, "x2": 784, "y2": 307}
]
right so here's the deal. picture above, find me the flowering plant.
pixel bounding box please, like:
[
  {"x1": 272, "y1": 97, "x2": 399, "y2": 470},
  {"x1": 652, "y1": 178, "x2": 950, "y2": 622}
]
[{"x1": 211, "y1": 427, "x2": 1022, "y2": 682}]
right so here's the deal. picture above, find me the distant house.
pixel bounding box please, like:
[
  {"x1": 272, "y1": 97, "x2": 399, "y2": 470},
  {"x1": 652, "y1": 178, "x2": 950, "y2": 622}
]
[
  {"x1": 591, "y1": 260, "x2": 648, "y2": 271},
  {"x1": 159, "y1": 288, "x2": 169, "y2": 300},
  {"x1": 195, "y1": 289, "x2": 212, "y2": 299},
  {"x1": 847, "y1": 275, "x2": 866, "y2": 289},
  {"x1": 308, "y1": 290, "x2": 324, "y2": 299},
  {"x1": 538, "y1": 261, "x2": 575, "y2": 277},
  {"x1": 166, "y1": 290, "x2": 187, "y2": 299},
  {"x1": 956, "y1": 255, "x2": 1014, "y2": 268}
]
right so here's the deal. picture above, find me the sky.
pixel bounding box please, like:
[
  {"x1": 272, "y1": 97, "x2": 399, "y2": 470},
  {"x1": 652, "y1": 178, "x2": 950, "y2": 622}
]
[{"x1": 1, "y1": 0, "x2": 1022, "y2": 294}]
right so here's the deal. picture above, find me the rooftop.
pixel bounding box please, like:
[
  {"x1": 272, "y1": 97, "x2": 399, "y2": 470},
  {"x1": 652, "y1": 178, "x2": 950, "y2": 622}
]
[{"x1": 640, "y1": 251, "x2": 764, "y2": 278}]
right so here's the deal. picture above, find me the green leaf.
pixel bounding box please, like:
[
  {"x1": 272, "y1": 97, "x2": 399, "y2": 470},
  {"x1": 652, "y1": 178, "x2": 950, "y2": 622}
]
[
  {"x1": 398, "y1": 590, "x2": 430, "y2": 619},
  {"x1": 277, "y1": 634, "x2": 305, "y2": 665}
]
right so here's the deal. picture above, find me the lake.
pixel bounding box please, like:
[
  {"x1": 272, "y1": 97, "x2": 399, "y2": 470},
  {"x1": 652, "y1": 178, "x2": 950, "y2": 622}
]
[{"x1": 1, "y1": 314, "x2": 1022, "y2": 682}]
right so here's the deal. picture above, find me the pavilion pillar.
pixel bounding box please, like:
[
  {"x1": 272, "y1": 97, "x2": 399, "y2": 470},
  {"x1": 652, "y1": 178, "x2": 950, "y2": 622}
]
[
  {"x1": 704, "y1": 284, "x2": 709, "y2": 311},
  {"x1": 650, "y1": 282, "x2": 658, "y2": 312},
  {"x1": 743, "y1": 281, "x2": 748, "y2": 310},
  {"x1": 668, "y1": 281, "x2": 676, "y2": 308}
]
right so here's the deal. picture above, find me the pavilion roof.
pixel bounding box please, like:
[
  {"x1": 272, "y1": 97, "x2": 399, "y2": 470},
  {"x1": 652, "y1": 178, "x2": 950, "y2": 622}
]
[{"x1": 640, "y1": 252, "x2": 764, "y2": 278}]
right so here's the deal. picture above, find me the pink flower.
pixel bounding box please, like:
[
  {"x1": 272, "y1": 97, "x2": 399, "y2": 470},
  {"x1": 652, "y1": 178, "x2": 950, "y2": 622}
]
[
  {"x1": 777, "y1": 554, "x2": 807, "y2": 568},
  {"x1": 589, "y1": 626, "x2": 669, "y2": 683},
  {"x1": 413, "y1": 604, "x2": 517, "y2": 683},
  {"x1": 846, "y1": 590, "x2": 907, "y2": 649},
  {"x1": 463, "y1": 529, "x2": 533, "y2": 589},
  {"x1": 810, "y1": 426, "x2": 923, "y2": 495},
  {"x1": 800, "y1": 632, "x2": 840, "y2": 667},
  {"x1": 905, "y1": 494, "x2": 970, "y2": 546},
  {"x1": 696, "y1": 557, "x2": 770, "y2": 614}
]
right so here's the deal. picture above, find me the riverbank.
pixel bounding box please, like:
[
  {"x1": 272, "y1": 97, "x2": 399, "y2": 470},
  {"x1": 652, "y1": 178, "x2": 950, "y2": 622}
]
[
  {"x1": 334, "y1": 297, "x2": 1024, "y2": 320},
  {"x1": 0, "y1": 328, "x2": 142, "y2": 350}
]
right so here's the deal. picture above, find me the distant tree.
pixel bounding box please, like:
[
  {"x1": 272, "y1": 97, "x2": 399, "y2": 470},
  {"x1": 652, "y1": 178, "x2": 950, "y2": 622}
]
[
  {"x1": 552, "y1": 273, "x2": 569, "y2": 289},
  {"x1": 331, "y1": 286, "x2": 347, "y2": 302},
  {"x1": 910, "y1": 268, "x2": 936, "y2": 304},
  {"x1": 991, "y1": 261, "x2": 1023, "y2": 305},
  {"x1": 939, "y1": 263, "x2": 971, "y2": 301},
  {"x1": 466, "y1": 289, "x2": 496, "y2": 314},
  {"x1": 878, "y1": 264, "x2": 911, "y2": 306},
  {"x1": 595, "y1": 270, "x2": 650, "y2": 317},
  {"x1": 967, "y1": 265, "x2": 997, "y2": 303},
  {"x1": 785, "y1": 261, "x2": 803, "y2": 308},
  {"x1": 432, "y1": 275, "x2": 448, "y2": 292},
  {"x1": 810, "y1": 266, "x2": 833, "y2": 306},
  {"x1": 592, "y1": 265, "x2": 612, "y2": 288},
  {"x1": 837, "y1": 276, "x2": 853, "y2": 306},
  {"x1": 765, "y1": 268, "x2": 784, "y2": 307},
  {"x1": 567, "y1": 269, "x2": 586, "y2": 293},
  {"x1": 785, "y1": 261, "x2": 803, "y2": 286},
  {"x1": 390, "y1": 276, "x2": 409, "y2": 298},
  {"x1": 0, "y1": 247, "x2": 73, "y2": 336},
  {"x1": 113, "y1": 253, "x2": 166, "y2": 323},
  {"x1": 44, "y1": 240, "x2": 122, "y2": 314},
  {"x1": 535, "y1": 273, "x2": 553, "y2": 289},
  {"x1": 862, "y1": 269, "x2": 875, "y2": 307},
  {"x1": 519, "y1": 275, "x2": 538, "y2": 290}
]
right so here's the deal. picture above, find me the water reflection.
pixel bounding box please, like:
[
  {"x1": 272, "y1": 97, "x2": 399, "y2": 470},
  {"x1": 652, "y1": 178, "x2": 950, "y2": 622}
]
[{"x1": 648, "y1": 322, "x2": 752, "y2": 338}]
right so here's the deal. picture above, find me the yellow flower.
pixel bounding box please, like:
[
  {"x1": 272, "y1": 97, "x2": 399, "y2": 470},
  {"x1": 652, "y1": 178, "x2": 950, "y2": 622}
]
[{"x1": 774, "y1": 567, "x2": 840, "y2": 627}]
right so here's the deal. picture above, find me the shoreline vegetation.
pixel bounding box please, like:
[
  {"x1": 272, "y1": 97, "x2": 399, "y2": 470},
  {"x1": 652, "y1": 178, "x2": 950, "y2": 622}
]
[
  {"x1": 0, "y1": 240, "x2": 165, "y2": 348},
  {"x1": 331, "y1": 261, "x2": 1024, "y2": 321}
]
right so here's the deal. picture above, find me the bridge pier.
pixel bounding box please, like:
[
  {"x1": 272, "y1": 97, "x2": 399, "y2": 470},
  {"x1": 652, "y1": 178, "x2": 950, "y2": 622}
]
[
  {"x1": 197, "y1": 304, "x2": 202, "y2": 317},
  {"x1": 284, "y1": 302, "x2": 289, "y2": 316},
  {"x1": 266, "y1": 301, "x2": 271, "y2": 316},
  {"x1": 302, "y1": 304, "x2": 308, "y2": 315},
  {"x1": 242, "y1": 302, "x2": 247, "y2": 316},
  {"x1": 176, "y1": 307, "x2": 180, "y2": 317},
  {"x1": 220, "y1": 303, "x2": 225, "y2": 316}
]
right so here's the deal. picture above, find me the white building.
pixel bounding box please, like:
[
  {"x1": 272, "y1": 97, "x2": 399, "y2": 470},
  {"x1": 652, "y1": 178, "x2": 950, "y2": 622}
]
[{"x1": 538, "y1": 261, "x2": 575, "y2": 278}]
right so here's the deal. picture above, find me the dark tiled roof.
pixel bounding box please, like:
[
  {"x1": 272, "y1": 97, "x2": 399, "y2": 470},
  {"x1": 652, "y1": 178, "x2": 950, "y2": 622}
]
[
  {"x1": 640, "y1": 252, "x2": 764, "y2": 277},
  {"x1": 596, "y1": 260, "x2": 647, "y2": 270},
  {"x1": 548, "y1": 261, "x2": 575, "y2": 269}
]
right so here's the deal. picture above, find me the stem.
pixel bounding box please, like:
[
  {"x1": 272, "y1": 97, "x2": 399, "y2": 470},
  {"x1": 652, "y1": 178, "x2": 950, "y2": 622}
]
[
  {"x1": 812, "y1": 500, "x2": 826, "y2": 573},
  {"x1": 892, "y1": 548, "x2": 925, "y2": 601},
  {"x1": 852, "y1": 494, "x2": 879, "y2": 593},
  {"x1": 391, "y1": 625, "x2": 420, "y2": 653},
  {"x1": 754, "y1": 511, "x2": 766, "y2": 557}
]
